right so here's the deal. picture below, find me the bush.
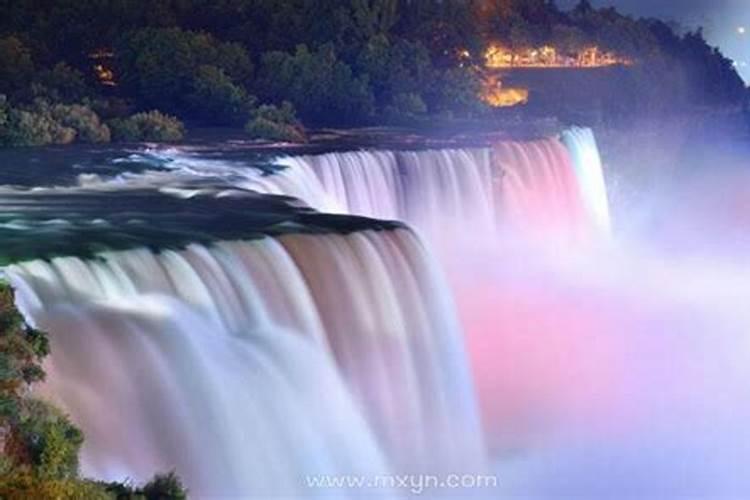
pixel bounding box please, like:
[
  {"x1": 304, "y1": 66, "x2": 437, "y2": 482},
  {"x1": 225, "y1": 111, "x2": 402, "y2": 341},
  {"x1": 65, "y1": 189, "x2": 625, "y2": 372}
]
[
  {"x1": 34, "y1": 63, "x2": 89, "y2": 103},
  {"x1": 426, "y1": 66, "x2": 486, "y2": 117},
  {"x1": 89, "y1": 97, "x2": 133, "y2": 121},
  {"x1": 0, "y1": 108, "x2": 76, "y2": 147},
  {"x1": 0, "y1": 100, "x2": 114, "y2": 147},
  {"x1": 0, "y1": 281, "x2": 187, "y2": 499},
  {"x1": 382, "y1": 92, "x2": 427, "y2": 124},
  {"x1": 15, "y1": 400, "x2": 83, "y2": 479},
  {"x1": 255, "y1": 44, "x2": 375, "y2": 125},
  {"x1": 186, "y1": 65, "x2": 255, "y2": 126},
  {"x1": 141, "y1": 472, "x2": 188, "y2": 499},
  {"x1": 356, "y1": 35, "x2": 432, "y2": 106},
  {"x1": 116, "y1": 27, "x2": 253, "y2": 121},
  {"x1": 0, "y1": 95, "x2": 10, "y2": 143},
  {"x1": 0, "y1": 98, "x2": 114, "y2": 147},
  {"x1": 50, "y1": 103, "x2": 110, "y2": 143},
  {"x1": 109, "y1": 111, "x2": 185, "y2": 142},
  {"x1": 245, "y1": 101, "x2": 306, "y2": 143},
  {"x1": 0, "y1": 469, "x2": 111, "y2": 500},
  {"x1": 0, "y1": 37, "x2": 34, "y2": 96}
]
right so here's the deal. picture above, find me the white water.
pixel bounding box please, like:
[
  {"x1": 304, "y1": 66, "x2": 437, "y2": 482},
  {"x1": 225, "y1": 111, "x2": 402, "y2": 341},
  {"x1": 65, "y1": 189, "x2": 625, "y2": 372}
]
[
  {"x1": 115, "y1": 129, "x2": 608, "y2": 243},
  {"x1": 263, "y1": 129, "x2": 609, "y2": 245},
  {"x1": 3, "y1": 128, "x2": 647, "y2": 498},
  {"x1": 7, "y1": 230, "x2": 485, "y2": 497},
  {"x1": 189, "y1": 129, "x2": 750, "y2": 498}
]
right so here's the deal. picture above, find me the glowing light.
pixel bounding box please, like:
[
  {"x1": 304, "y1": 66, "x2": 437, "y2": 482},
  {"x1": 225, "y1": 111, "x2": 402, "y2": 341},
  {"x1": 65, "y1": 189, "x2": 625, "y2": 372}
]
[
  {"x1": 484, "y1": 43, "x2": 633, "y2": 69},
  {"x1": 481, "y1": 75, "x2": 529, "y2": 107},
  {"x1": 738, "y1": 26, "x2": 746, "y2": 35},
  {"x1": 89, "y1": 48, "x2": 117, "y2": 86}
]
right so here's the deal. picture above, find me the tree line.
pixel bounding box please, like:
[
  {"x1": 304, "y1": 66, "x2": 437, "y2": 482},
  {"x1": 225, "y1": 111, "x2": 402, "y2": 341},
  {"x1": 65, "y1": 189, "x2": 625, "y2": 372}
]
[{"x1": 0, "y1": 0, "x2": 745, "y2": 146}]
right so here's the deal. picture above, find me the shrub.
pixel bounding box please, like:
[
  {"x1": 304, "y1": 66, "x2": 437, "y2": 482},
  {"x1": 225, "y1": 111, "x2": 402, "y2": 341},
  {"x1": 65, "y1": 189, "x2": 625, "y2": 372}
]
[
  {"x1": 0, "y1": 281, "x2": 187, "y2": 499},
  {"x1": 382, "y1": 92, "x2": 427, "y2": 124},
  {"x1": 245, "y1": 102, "x2": 306, "y2": 143},
  {"x1": 34, "y1": 63, "x2": 89, "y2": 103},
  {"x1": 186, "y1": 65, "x2": 255, "y2": 126},
  {"x1": 0, "y1": 468, "x2": 111, "y2": 500},
  {"x1": 89, "y1": 97, "x2": 133, "y2": 121},
  {"x1": 0, "y1": 37, "x2": 34, "y2": 96},
  {"x1": 0, "y1": 108, "x2": 76, "y2": 147},
  {"x1": 356, "y1": 35, "x2": 432, "y2": 106},
  {"x1": 50, "y1": 104, "x2": 110, "y2": 143},
  {"x1": 0, "y1": 95, "x2": 9, "y2": 136},
  {"x1": 255, "y1": 44, "x2": 375, "y2": 125},
  {"x1": 426, "y1": 66, "x2": 486, "y2": 117},
  {"x1": 109, "y1": 111, "x2": 185, "y2": 142},
  {"x1": 0, "y1": 99, "x2": 114, "y2": 147},
  {"x1": 141, "y1": 472, "x2": 188, "y2": 499},
  {"x1": 116, "y1": 27, "x2": 253, "y2": 121},
  {"x1": 16, "y1": 400, "x2": 83, "y2": 479}
]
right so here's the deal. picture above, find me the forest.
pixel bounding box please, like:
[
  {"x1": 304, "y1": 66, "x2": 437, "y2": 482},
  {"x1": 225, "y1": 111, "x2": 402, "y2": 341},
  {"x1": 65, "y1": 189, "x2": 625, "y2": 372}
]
[{"x1": 0, "y1": 0, "x2": 745, "y2": 145}]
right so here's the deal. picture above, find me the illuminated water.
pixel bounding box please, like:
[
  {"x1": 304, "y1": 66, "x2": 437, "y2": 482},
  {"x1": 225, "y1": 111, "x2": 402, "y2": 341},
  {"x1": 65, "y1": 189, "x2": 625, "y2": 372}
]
[{"x1": 2, "y1": 127, "x2": 750, "y2": 498}]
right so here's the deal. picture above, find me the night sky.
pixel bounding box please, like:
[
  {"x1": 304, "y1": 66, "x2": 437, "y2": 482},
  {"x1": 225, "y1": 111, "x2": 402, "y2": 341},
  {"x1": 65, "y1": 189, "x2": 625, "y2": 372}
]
[{"x1": 559, "y1": 0, "x2": 750, "y2": 80}]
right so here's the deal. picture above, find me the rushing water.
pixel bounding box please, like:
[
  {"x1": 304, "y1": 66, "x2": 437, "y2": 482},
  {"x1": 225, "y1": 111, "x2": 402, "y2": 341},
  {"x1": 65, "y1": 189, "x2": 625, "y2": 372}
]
[
  {"x1": 2, "y1": 126, "x2": 749, "y2": 498},
  {"x1": 8, "y1": 229, "x2": 485, "y2": 497}
]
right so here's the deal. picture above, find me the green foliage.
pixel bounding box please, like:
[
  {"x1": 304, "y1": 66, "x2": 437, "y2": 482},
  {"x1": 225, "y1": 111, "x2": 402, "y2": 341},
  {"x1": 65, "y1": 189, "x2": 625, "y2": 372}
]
[
  {"x1": 100, "y1": 471, "x2": 188, "y2": 499},
  {"x1": 245, "y1": 101, "x2": 306, "y2": 143},
  {"x1": 0, "y1": 468, "x2": 112, "y2": 500},
  {"x1": 357, "y1": 35, "x2": 432, "y2": 105},
  {"x1": 109, "y1": 111, "x2": 185, "y2": 142},
  {"x1": 383, "y1": 92, "x2": 428, "y2": 124},
  {"x1": 141, "y1": 472, "x2": 188, "y2": 500},
  {"x1": 0, "y1": 37, "x2": 34, "y2": 96},
  {"x1": 34, "y1": 63, "x2": 89, "y2": 104},
  {"x1": 256, "y1": 44, "x2": 375, "y2": 125},
  {"x1": 116, "y1": 27, "x2": 253, "y2": 121},
  {"x1": 0, "y1": 99, "x2": 111, "y2": 147},
  {"x1": 90, "y1": 98, "x2": 135, "y2": 121},
  {"x1": 0, "y1": 107, "x2": 76, "y2": 147},
  {"x1": 0, "y1": 283, "x2": 49, "y2": 416},
  {"x1": 0, "y1": 281, "x2": 187, "y2": 498},
  {"x1": 16, "y1": 400, "x2": 83, "y2": 479},
  {"x1": 0, "y1": 0, "x2": 746, "y2": 135},
  {"x1": 186, "y1": 65, "x2": 255, "y2": 126},
  {"x1": 428, "y1": 66, "x2": 487, "y2": 117},
  {"x1": 50, "y1": 103, "x2": 111, "y2": 143}
]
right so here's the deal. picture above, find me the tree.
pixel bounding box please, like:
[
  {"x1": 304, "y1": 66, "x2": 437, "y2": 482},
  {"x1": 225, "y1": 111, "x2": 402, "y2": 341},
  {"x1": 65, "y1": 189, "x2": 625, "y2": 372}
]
[
  {"x1": 356, "y1": 35, "x2": 432, "y2": 105},
  {"x1": 186, "y1": 65, "x2": 254, "y2": 126},
  {"x1": 245, "y1": 101, "x2": 307, "y2": 142},
  {"x1": 115, "y1": 27, "x2": 253, "y2": 121},
  {"x1": 255, "y1": 44, "x2": 375, "y2": 125},
  {"x1": 0, "y1": 37, "x2": 34, "y2": 95},
  {"x1": 34, "y1": 63, "x2": 89, "y2": 103},
  {"x1": 0, "y1": 282, "x2": 188, "y2": 498}
]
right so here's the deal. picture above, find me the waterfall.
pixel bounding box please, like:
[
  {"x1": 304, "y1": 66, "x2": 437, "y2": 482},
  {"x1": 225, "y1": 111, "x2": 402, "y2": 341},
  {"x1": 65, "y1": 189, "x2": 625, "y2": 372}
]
[
  {"x1": 0, "y1": 127, "x2": 611, "y2": 496},
  {"x1": 6, "y1": 228, "x2": 485, "y2": 497},
  {"x1": 248, "y1": 128, "x2": 609, "y2": 242},
  {"x1": 99, "y1": 127, "x2": 608, "y2": 242},
  {"x1": 266, "y1": 148, "x2": 498, "y2": 238},
  {"x1": 561, "y1": 127, "x2": 611, "y2": 234}
]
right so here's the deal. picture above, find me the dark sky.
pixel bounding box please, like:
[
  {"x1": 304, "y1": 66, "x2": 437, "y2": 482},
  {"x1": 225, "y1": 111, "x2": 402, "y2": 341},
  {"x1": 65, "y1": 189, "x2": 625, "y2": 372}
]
[{"x1": 559, "y1": 0, "x2": 750, "y2": 80}]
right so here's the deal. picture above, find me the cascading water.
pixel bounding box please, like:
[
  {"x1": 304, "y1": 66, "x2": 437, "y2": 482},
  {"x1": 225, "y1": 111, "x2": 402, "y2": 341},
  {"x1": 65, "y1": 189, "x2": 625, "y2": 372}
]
[
  {"x1": 561, "y1": 127, "x2": 611, "y2": 234},
  {"x1": 260, "y1": 129, "x2": 609, "y2": 243},
  {"x1": 0, "y1": 127, "x2": 617, "y2": 497},
  {"x1": 237, "y1": 129, "x2": 750, "y2": 498},
  {"x1": 3, "y1": 187, "x2": 485, "y2": 496}
]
